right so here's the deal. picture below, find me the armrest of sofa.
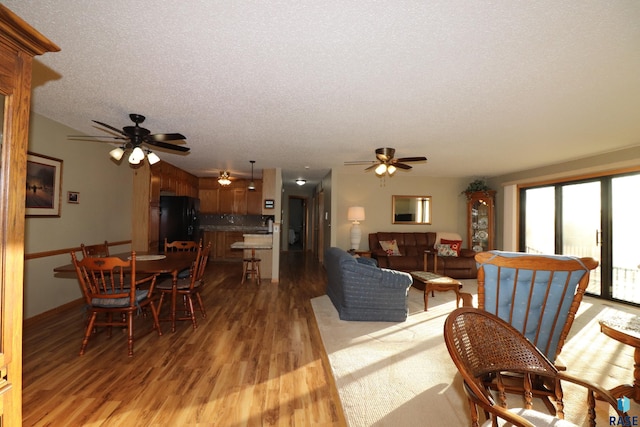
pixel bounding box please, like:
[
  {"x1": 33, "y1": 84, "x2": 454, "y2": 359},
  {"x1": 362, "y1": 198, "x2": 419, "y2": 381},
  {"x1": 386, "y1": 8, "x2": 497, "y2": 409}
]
[
  {"x1": 460, "y1": 249, "x2": 476, "y2": 258},
  {"x1": 341, "y1": 261, "x2": 412, "y2": 291},
  {"x1": 378, "y1": 268, "x2": 413, "y2": 290}
]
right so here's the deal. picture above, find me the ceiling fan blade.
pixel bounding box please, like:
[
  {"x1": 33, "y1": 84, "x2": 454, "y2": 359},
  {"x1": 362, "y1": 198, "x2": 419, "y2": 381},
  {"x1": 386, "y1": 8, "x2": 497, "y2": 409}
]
[
  {"x1": 396, "y1": 156, "x2": 427, "y2": 163},
  {"x1": 394, "y1": 163, "x2": 412, "y2": 170},
  {"x1": 148, "y1": 133, "x2": 186, "y2": 142},
  {"x1": 92, "y1": 120, "x2": 127, "y2": 136},
  {"x1": 364, "y1": 163, "x2": 379, "y2": 171},
  {"x1": 68, "y1": 135, "x2": 127, "y2": 140},
  {"x1": 344, "y1": 160, "x2": 376, "y2": 165},
  {"x1": 144, "y1": 140, "x2": 190, "y2": 152}
]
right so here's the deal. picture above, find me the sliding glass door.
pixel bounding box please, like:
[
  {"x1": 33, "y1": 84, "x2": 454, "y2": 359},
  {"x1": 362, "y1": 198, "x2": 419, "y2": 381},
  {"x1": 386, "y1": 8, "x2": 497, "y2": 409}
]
[
  {"x1": 561, "y1": 181, "x2": 601, "y2": 295},
  {"x1": 520, "y1": 171, "x2": 640, "y2": 305},
  {"x1": 611, "y1": 174, "x2": 640, "y2": 303}
]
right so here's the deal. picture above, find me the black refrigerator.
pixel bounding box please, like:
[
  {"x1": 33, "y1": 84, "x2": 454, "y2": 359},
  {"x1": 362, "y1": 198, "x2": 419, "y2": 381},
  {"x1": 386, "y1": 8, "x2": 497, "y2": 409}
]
[{"x1": 158, "y1": 196, "x2": 200, "y2": 252}]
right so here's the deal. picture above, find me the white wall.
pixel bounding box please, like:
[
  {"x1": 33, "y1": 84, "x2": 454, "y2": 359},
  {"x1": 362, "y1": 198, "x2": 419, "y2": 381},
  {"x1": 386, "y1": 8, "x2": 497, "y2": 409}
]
[{"x1": 24, "y1": 113, "x2": 133, "y2": 318}]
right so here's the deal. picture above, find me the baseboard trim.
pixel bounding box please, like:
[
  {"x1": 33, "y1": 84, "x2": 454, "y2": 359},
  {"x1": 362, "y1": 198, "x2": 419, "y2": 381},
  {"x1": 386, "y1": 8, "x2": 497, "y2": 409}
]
[{"x1": 24, "y1": 298, "x2": 84, "y2": 328}]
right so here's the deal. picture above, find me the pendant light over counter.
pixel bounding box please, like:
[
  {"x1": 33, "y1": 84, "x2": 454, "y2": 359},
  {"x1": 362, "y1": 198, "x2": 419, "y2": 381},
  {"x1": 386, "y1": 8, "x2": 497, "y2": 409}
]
[{"x1": 248, "y1": 160, "x2": 256, "y2": 191}]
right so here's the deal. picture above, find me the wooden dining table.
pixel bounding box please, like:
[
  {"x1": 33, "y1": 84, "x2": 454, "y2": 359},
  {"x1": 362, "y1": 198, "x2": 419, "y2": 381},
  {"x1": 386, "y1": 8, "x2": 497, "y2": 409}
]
[{"x1": 54, "y1": 251, "x2": 197, "y2": 332}]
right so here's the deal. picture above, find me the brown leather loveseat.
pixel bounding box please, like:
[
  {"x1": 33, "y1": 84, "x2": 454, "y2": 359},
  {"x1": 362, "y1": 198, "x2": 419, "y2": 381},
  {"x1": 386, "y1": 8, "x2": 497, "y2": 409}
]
[{"x1": 368, "y1": 232, "x2": 477, "y2": 279}]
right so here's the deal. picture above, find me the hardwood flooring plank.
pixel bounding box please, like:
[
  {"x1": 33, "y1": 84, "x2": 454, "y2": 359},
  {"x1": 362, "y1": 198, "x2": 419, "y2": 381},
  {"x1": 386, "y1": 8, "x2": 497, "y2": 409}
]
[{"x1": 23, "y1": 251, "x2": 345, "y2": 426}]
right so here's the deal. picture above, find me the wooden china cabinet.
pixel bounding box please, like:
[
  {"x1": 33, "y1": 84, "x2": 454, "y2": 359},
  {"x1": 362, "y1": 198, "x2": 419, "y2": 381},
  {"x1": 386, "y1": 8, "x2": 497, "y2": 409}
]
[
  {"x1": 466, "y1": 190, "x2": 496, "y2": 253},
  {"x1": 0, "y1": 5, "x2": 59, "y2": 424}
]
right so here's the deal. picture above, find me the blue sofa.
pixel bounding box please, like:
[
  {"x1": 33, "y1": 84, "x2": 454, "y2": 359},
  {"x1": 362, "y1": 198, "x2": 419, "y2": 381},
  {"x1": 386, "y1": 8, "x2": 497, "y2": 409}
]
[{"x1": 324, "y1": 247, "x2": 413, "y2": 321}]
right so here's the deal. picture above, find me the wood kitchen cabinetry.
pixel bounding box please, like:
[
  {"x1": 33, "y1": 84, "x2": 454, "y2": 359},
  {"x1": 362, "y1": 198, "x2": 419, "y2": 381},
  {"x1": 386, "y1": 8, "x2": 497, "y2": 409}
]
[
  {"x1": 133, "y1": 160, "x2": 199, "y2": 251},
  {"x1": 203, "y1": 230, "x2": 245, "y2": 260},
  {"x1": 198, "y1": 178, "x2": 262, "y2": 214}
]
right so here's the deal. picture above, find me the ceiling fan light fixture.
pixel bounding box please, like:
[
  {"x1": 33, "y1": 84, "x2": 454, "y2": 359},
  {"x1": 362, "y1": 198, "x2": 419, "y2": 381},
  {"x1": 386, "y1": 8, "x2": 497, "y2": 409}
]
[
  {"x1": 128, "y1": 146, "x2": 145, "y2": 164},
  {"x1": 146, "y1": 150, "x2": 161, "y2": 165},
  {"x1": 248, "y1": 160, "x2": 256, "y2": 191},
  {"x1": 387, "y1": 165, "x2": 397, "y2": 175},
  {"x1": 296, "y1": 179, "x2": 306, "y2": 186},
  {"x1": 375, "y1": 163, "x2": 387, "y2": 175},
  {"x1": 109, "y1": 146, "x2": 125, "y2": 161},
  {"x1": 218, "y1": 171, "x2": 231, "y2": 186}
]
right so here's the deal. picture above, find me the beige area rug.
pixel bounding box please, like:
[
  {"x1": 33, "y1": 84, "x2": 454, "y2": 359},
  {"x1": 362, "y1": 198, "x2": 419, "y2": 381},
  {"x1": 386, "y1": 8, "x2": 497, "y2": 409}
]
[{"x1": 312, "y1": 281, "x2": 640, "y2": 426}]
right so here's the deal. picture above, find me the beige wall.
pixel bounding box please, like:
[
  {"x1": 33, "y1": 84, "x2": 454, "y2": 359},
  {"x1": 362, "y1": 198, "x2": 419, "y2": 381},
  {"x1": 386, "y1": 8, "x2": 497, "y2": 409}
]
[
  {"x1": 24, "y1": 113, "x2": 133, "y2": 318},
  {"x1": 331, "y1": 170, "x2": 470, "y2": 251}
]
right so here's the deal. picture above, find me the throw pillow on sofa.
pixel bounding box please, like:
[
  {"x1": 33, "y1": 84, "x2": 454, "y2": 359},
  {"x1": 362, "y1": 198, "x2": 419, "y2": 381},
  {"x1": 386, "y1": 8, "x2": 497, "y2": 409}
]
[
  {"x1": 440, "y1": 238, "x2": 462, "y2": 256},
  {"x1": 379, "y1": 239, "x2": 402, "y2": 256},
  {"x1": 436, "y1": 243, "x2": 458, "y2": 257}
]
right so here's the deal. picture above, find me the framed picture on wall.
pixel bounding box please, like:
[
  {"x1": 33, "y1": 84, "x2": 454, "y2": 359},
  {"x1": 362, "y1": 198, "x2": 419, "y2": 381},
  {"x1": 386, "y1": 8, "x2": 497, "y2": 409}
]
[
  {"x1": 67, "y1": 191, "x2": 79, "y2": 204},
  {"x1": 25, "y1": 152, "x2": 63, "y2": 217}
]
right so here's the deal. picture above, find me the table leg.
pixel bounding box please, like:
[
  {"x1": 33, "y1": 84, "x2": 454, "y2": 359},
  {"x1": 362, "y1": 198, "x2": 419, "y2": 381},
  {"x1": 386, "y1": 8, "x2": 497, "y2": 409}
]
[
  {"x1": 423, "y1": 285, "x2": 430, "y2": 311},
  {"x1": 608, "y1": 347, "x2": 640, "y2": 403}
]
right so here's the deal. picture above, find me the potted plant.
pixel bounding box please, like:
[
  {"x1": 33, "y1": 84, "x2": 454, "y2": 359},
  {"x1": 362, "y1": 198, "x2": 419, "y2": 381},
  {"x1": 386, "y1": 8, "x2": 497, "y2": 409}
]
[{"x1": 462, "y1": 179, "x2": 493, "y2": 198}]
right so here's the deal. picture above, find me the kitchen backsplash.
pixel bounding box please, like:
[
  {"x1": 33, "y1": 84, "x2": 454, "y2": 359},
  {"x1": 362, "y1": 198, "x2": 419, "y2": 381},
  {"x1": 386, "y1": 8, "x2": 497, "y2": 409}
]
[{"x1": 200, "y1": 214, "x2": 275, "y2": 227}]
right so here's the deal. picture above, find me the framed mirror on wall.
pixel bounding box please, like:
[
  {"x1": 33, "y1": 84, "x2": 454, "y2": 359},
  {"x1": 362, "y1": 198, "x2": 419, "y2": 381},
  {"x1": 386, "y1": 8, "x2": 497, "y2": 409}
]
[{"x1": 392, "y1": 195, "x2": 432, "y2": 224}]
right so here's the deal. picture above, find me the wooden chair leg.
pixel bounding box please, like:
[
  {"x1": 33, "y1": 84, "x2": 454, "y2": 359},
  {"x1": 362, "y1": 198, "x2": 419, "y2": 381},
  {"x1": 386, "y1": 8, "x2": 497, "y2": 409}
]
[
  {"x1": 149, "y1": 301, "x2": 162, "y2": 336},
  {"x1": 80, "y1": 312, "x2": 97, "y2": 356},
  {"x1": 127, "y1": 312, "x2": 134, "y2": 357},
  {"x1": 186, "y1": 295, "x2": 198, "y2": 329},
  {"x1": 195, "y1": 292, "x2": 207, "y2": 318},
  {"x1": 241, "y1": 260, "x2": 248, "y2": 284}
]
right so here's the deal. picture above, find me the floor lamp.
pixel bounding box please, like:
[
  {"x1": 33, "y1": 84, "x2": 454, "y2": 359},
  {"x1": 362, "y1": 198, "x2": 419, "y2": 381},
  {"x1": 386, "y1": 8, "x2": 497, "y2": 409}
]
[{"x1": 347, "y1": 206, "x2": 365, "y2": 250}]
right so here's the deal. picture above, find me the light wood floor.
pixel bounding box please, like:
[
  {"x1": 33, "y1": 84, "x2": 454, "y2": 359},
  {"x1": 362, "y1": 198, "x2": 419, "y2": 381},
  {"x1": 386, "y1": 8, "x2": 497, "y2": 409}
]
[{"x1": 23, "y1": 251, "x2": 346, "y2": 426}]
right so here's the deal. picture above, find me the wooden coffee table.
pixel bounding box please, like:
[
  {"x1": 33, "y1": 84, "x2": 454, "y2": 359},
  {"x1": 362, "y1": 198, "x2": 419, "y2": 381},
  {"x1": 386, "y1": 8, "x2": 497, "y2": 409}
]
[
  {"x1": 599, "y1": 311, "x2": 640, "y2": 403},
  {"x1": 410, "y1": 271, "x2": 462, "y2": 311}
]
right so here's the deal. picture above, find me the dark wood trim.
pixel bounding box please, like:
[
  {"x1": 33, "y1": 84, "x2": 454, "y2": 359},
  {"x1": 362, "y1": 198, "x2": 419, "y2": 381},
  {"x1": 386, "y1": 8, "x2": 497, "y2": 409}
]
[
  {"x1": 24, "y1": 240, "x2": 132, "y2": 260},
  {"x1": 24, "y1": 298, "x2": 83, "y2": 328}
]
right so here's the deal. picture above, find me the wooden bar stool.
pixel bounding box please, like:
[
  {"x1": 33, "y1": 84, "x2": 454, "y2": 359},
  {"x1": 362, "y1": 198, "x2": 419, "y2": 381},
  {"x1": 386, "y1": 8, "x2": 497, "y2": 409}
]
[{"x1": 242, "y1": 257, "x2": 261, "y2": 285}]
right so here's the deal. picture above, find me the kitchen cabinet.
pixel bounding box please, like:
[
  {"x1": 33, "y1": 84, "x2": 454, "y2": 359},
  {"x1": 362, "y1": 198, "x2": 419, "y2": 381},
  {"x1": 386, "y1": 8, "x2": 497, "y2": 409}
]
[
  {"x1": 203, "y1": 230, "x2": 245, "y2": 260},
  {"x1": 466, "y1": 190, "x2": 496, "y2": 252},
  {"x1": 198, "y1": 178, "x2": 262, "y2": 214},
  {"x1": 133, "y1": 160, "x2": 198, "y2": 251}
]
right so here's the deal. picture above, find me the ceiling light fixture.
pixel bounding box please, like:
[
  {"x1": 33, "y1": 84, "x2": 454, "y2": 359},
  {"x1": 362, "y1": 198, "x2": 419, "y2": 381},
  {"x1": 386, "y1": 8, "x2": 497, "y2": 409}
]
[
  {"x1": 218, "y1": 171, "x2": 231, "y2": 186},
  {"x1": 375, "y1": 163, "x2": 397, "y2": 176},
  {"x1": 109, "y1": 144, "x2": 161, "y2": 165},
  {"x1": 128, "y1": 146, "x2": 145, "y2": 165},
  {"x1": 109, "y1": 146, "x2": 125, "y2": 161},
  {"x1": 146, "y1": 150, "x2": 161, "y2": 165},
  {"x1": 296, "y1": 179, "x2": 306, "y2": 186},
  {"x1": 248, "y1": 160, "x2": 256, "y2": 191}
]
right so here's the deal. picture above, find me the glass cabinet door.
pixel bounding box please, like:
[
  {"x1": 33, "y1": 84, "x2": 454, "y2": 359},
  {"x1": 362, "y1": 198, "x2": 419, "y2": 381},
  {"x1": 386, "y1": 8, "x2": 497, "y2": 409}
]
[{"x1": 467, "y1": 191, "x2": 495, "y2": 252}]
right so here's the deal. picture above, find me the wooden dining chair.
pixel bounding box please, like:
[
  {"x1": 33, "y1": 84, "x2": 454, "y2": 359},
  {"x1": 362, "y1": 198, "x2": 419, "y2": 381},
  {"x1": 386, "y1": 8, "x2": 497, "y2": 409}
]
[
  {"x1": 474, "y1": 250, "x2": 599, "y2": 412},
  {"x1": 80, "y1": 240, "x2": 110, "y2": 257},
  {"x1": 70, "y1": 251, "x2": 162, "y2": 357},
  {"x1": 164, "y1": 238, "x2": 201, "y2": 253},
  {"x1": 156, "y1": 242, "x2": 211, "y2": 330},
  {"x1": 444, "y1": 307, "x2": 625, "y2": 426}
]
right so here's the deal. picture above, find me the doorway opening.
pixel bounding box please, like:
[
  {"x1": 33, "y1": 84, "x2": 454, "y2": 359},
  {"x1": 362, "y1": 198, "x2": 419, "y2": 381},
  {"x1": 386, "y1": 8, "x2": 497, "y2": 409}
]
[{"x1": 288, "y1": 196, "x2": 307, "y2": 251}]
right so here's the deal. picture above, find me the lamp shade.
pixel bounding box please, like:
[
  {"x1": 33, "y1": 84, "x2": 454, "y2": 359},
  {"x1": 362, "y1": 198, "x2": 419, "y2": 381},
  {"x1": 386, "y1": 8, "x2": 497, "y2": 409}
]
[
  {"x1": 128, "y1": 146, "x2": 145, "y2": 164},
  {"x1": 347, "y1": 206, "x2": 365, "y2": 222},
  {"x1": 109, "y1": 147, "x2": 125, "y2": 161},
  {"x1": 374, "y1": 163, "x2": 387, "y2": 175},
  {"x1": 146, "y1": 151, "x2": 161, "y2": 165}
]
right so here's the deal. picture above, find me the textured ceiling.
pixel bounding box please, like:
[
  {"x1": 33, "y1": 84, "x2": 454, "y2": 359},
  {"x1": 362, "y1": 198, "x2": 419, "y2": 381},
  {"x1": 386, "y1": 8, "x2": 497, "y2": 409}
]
[{"x1": 6, "y1": 1, "x2": 640, "y2": 188}]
